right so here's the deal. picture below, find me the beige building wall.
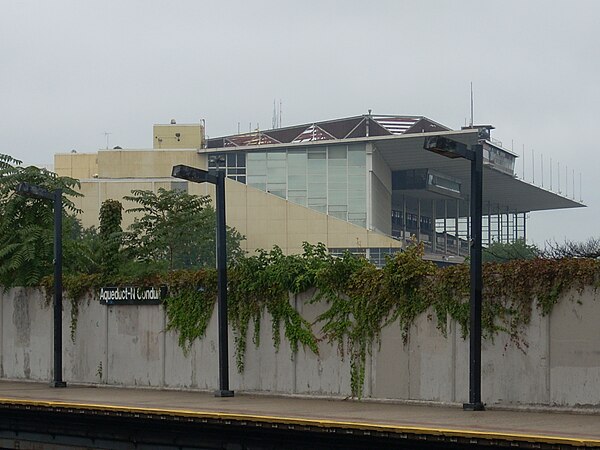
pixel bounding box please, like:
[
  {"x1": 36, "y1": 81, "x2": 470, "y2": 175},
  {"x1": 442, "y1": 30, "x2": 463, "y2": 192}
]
[
  {"x1": 54, "y1": 153, "x2": 98, "y2": 180},
  {"x1": 153, "y1": 124, "x2": 204, "y2": 149},
  {"x1": 97, "y1": 149, "x2": 205, "y2": 178},
  {"x1": 56, "y1": 146, "x2": 401, "y2": 255},
  {"x1": 369, "y1": 144, "x2": 392, "y2": 235},
  {"x1": 55, "y1": 150, "x2": 205, "y2": 180}
]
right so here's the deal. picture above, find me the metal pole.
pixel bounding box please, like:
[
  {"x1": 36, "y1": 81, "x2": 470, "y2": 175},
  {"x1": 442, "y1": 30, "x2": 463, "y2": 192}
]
[
  {"x1": 53, "y1": 189, "x2": 66, "y2": 388},
  {"x1": 464, "y1": 144, "x2": 484, "y2": 411},
  {"x1": 456, "y1": 199, "x2": 460, "y2": 255},
  {"x1": 402, "y1": 195, "x2": 406, "y2": 241},
  {"x1": 215, "y1": 172, "x2": 234, "y2": 397},
  {"x1": 431, "y1": 200, "x2": 436, "y2": 253},
  {"x1": 417, "y1": 198, "x2": 421, "y2": 243},
  {"x1": 443, "y1": 200, "x2": 448, "y2": 255}
]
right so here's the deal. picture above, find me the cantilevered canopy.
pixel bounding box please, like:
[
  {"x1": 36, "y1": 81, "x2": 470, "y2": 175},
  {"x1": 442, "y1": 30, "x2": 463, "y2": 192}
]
[
  {"x1": 203, "y1": 126, "x2": 583, "y2": 215},
  {"x1": 372, "y1": 130, "x2": 584, "y2": 214}
]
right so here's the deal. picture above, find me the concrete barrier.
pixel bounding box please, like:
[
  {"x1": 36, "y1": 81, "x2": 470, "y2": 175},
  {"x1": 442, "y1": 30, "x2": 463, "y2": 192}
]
[{"x1": 1, "y1": 286, "x2": 598, "y2": 407}]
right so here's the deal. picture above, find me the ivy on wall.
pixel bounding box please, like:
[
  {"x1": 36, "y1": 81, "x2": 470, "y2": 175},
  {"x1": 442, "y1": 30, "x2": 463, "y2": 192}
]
[{"x1": 39, "y1": 243, "x2": 600, "y2": 398}]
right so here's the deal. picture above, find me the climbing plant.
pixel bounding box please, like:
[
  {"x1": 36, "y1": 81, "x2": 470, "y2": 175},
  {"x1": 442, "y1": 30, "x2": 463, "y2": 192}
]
[
  {"x1": 99, "y1": 199, "x2": 123, "y2": 277},
  {"x1": 313, "y1": 244, "x2": 436, "y2": 396},
  {"x1": 162, "y1": 269, "x2": 218, "y2": 354},
  {"x1": 227, "y1": 244, "x2": 323, "y2": 371},
  {"x1": 28, "y1": 240, "x2": 600, "y2": 398}
]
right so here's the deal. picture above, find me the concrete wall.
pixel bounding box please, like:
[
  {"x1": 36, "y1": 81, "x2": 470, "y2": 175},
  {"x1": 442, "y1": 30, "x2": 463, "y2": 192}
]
[
  {"x1": 64, "y1": 169, "x2": 401, "y2": 255},
  {"x1": 368, "y1": 144, "x2": 392, "y2": 235},
  {"x1": 1, "y1": 287, "x2": 599, "y2": 408}
]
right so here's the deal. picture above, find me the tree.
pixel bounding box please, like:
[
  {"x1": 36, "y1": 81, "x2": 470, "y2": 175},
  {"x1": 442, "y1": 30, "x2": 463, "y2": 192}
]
[
  {"x1": 541, "y1": 237, "x2": 600, "y2": 259},
  {"x1": 122, "y1": 188, "x2": 244, "y2": 270},
  {"x1": 99, "y1": 199, "x2": 123, "y2": 276},
  {"x1": 0, "y1": 153, "x2": 82, "y2": 287},
  {"x1": 482, "y1": 239, "x2": 540, "y2": 263}
]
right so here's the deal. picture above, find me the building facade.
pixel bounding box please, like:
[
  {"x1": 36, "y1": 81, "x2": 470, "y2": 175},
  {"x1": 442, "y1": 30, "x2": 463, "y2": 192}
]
[{"x1": 55, "y1": 114, "x2": 584, "y2": 265}]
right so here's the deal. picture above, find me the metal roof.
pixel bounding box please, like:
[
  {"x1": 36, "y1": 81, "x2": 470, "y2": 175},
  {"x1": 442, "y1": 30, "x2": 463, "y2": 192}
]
[
  {"x1": 206, "y1": 114, "x2": 450, "y2": 148},
  {"x1": 372, "y1": 131, "x2": 584, "y2": 214},
  {"x1": 204, "y1": 123, "x2": 584, "y2": 215}
]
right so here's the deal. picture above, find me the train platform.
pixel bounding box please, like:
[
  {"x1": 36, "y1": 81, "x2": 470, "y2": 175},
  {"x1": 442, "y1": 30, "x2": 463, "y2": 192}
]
[{"x1": 0, "y1": 380, "x2": 599, "y2": 449}]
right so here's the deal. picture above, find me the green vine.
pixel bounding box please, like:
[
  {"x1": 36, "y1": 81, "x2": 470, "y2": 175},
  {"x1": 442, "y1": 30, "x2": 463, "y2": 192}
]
[
  {"x1": 314, "y1": 244, "x2": 435, "y2": 396},
  {"x1": 38, "y1": 243, "x2": 600, "y2": 399},
  {"x1": 227, "y1": 244, "x2": 322, "y2": 372},
  {"x1": 98, "y1": 199, "x2": 123, "y2": 277},
  {"x1": 162, "y1": 270, "x2": 217, "y2": 354}
]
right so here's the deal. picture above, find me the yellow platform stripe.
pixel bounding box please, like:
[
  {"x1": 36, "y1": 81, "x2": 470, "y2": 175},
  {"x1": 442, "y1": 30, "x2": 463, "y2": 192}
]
[{"x1": 1, "y1": 397, "x2": 599, "y2": 447}]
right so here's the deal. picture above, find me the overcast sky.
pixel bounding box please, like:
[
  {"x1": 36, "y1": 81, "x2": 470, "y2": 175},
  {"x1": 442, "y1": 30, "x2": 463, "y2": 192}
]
[{"x1": 1, "y1": 0, "x2": 599, "y2": 245}]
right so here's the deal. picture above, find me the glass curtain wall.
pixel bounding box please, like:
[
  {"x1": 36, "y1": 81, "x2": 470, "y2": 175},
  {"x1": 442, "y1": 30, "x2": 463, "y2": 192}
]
[{"x1": 245, "y1": 143, "x2": 366, "y2": 227}]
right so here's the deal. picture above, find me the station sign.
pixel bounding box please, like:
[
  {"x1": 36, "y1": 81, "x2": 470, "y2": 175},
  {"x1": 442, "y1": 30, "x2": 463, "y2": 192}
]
[{"x1": 99, "y1": 286, "x2": 167, "y2": 305}]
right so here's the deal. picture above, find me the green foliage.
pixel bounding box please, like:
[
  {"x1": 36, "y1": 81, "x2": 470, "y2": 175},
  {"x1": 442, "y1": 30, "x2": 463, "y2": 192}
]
[
  {"x1": 228, "y1": 243, "x2": 323, "y2": 371},
  {"x1": 2, "y1": 154, "x2": 597, "y2": 400},
  {"x1": 31, "y1": 240, "x2": 600, "y2": 399},
  {"x1": 123, "y1": 188, "x2": 244, "y2": 270},
  {"x1": 0, "y1": 153, "x2": 82, "y2": 287},
  {"x1": 483, "y1": 239, "x2": 540, "y2": 262},
  {"x1": 163, "y1": 270, "x2": 217, "y2": 354},
  {"x1": 99, "y1": 199, "x2": 123, "y2": 277},
  {"x1": 314, "y1": 244, "x2": 435, "y2": 396}
]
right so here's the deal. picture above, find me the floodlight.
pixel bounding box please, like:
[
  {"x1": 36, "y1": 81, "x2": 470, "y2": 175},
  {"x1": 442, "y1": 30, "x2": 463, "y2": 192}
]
[
  {"x1": 16, "y1": 182, "x2": 54, "y2": 200},
  {"x1": 423, "y1": 136, "x2": 474, "y2": 161},
  {"x1": 171, "y1": 165, "x2": 217, "y2": 184}
]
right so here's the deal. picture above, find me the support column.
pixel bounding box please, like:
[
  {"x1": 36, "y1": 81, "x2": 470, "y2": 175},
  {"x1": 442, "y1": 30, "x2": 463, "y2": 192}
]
[
  {"x1": 467, "y1": 198, "x2": 471, "y2": 256},
  {"x1": 417, "y1": 198, "x2": 421, "y2": 243},
  {"x1": 432, "y1": 199, "x2": 437, "y2": 253},
  {"x1": 497, "y1": 205, "x2": 502, "y2": 244},
  {"x1": 402, "y1": 195, "x2": 406, "y2": 242},
  {"x1": 456, "y1": 199, "x2": 460, "y2": 255},
  {"x1": 487, "y1": 202, "x2": 492, "y2": 246},
  {"x1": 444, "y1": 200, "x2": 448, "y2": 255}
]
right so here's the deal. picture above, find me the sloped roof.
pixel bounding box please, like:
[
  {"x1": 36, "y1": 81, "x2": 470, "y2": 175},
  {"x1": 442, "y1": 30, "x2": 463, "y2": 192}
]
[{"x1": 207, "y1": 114, "x2": 450, "y2": 148}]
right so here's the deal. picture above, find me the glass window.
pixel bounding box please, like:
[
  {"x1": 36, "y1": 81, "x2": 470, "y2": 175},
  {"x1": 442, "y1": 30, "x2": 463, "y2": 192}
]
[
  {"x1": 268, "y1": 182, "x2": 286, "y2": 191},
  {"x1": 247, "y1": 152, "x2": 266, "y2": 161},
  {"x1": 329, "y1": 182, "x2": 347, "y2": 192},
  {"x1": 288, "y1": 175, "x2": 306, "y2": 190},
  {"x1": 247, "y1": 153, "x2": 266, "y2": 177},
  {"x1": 268, "y1": 167, "x2": 286, "y2": 180},
  {"x1": 288, "y1": 152, "x2": 307, "y2": 173},
  {"x1": 269, "y1": 190, "x2": 286, "y2": 199},
  {"x1": 247, "y1": 175, "x2": 266, "y2": 185},
  {"x1": 308, "y1": 160, "x2": 326, "y2": 174},
  {"x1": 329, "y1": 190, "x2": 346, "y2": 205},
  {"x1": 249, "y1": 182, "x2": 266, "y2": 190},
  {"x1": 288, "y1": 191, "x2": 307, "y2": 206},
  {"x1": 308, "y1": 148, "x2": 326, "y2": 159},
  {"x1": 268, "y1": 151, "x2": 286, "y2": 160},
  {"x1": 227, "y1": 153, "x2": 236, "y2": 166},
  {"x1": 348, "y1": 166, "x2": 365, "y2": 177},
  {"x1": 348, "y1": 146, "x2": 366, "y2": 166},
  {"x1": 328, "y1": 146, "x2": 347, "y2": 159}
]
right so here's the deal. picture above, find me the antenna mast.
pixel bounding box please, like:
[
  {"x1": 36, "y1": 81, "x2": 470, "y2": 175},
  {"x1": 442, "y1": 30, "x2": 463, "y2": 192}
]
[
  {"x1": 470, "y1": 82, "x2": 474, "y2": 127},
  {"x1": 104, "y1": 131, "x2": 111, "y2": 149},
  {"x1": 279, "y1": 100, "x2": 282, "y2": 127}
]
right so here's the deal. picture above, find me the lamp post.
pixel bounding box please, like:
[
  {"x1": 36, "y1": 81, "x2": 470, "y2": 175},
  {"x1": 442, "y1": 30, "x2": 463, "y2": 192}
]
[
  {"x1": 15, "y1": 182, "x2": 66, "y2": 388},
  {"x1": 423, "y1": 136, "x2": 484, "y2": 411},
  {"x1": 171, "y1": 163, "x2": 234, "y2": 397}
]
